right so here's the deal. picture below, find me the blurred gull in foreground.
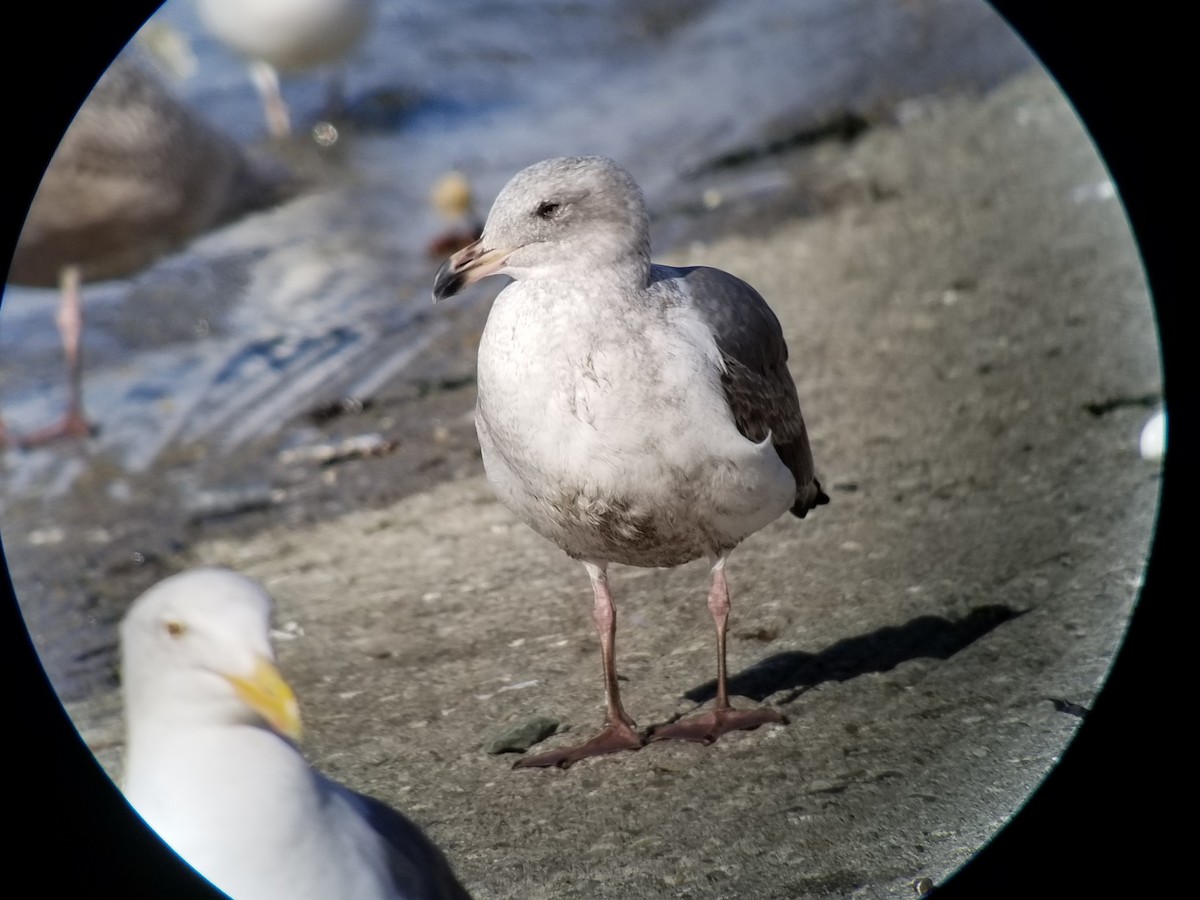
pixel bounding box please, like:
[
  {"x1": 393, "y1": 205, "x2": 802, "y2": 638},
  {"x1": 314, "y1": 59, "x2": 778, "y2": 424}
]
[
  {"x1": 433, "y1": 156, "x2": 827, "y2": 768},
  {"x1": 196, "y1": 0, "x2": 372, "y2": 138},
  {"x1": 3, "y1": 56, "x2": 290, "y2": 449},
  {"x1": 120, "y1": 568, "x2": 473, "y2": 900}
]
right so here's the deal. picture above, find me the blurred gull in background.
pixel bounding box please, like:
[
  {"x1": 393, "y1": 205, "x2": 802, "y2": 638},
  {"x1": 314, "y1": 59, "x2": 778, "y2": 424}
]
[
  {"x1": 3, "y1": 55, "x2": 292, "y2": 449},
  {"x1": 426, "y1": 170, "x2": 484, "y2": 259},
  {"x1": 195, "y1": 0, "x2": 373, "y2": 138}
]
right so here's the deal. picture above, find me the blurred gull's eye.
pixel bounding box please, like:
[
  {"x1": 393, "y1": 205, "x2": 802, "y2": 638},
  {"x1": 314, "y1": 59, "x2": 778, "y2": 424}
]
[{"x1": 165, "y1": 621, "x2": 186, "y2": 638}]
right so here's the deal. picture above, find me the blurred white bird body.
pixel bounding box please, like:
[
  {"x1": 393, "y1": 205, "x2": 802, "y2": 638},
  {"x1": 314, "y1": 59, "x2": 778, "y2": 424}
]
[
  {"x1": 196, "y1": 0, "x2": 371, "y2": 136},
  {"x1": 1139, "y1": 408, "x2": 1166, "y2": 462},
  {"x1": 196, "y1": 0, "x2": 370, "y2": 73},
  {"x1": 120, "y1": 568, "x2": 471, "y2": 900}
]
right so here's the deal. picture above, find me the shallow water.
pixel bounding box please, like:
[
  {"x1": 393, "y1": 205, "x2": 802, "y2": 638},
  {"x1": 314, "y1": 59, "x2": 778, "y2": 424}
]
[
  {"x1": 2, "y1": 0, "x2": 1034, "y2": 697},
  {"x1": 1, "y1": 0, "x2": 1031, "y2": 487}
]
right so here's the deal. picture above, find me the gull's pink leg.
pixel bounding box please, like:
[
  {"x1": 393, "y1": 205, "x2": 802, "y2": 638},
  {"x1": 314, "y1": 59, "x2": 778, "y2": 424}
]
[
  {"x1": 516, "y1": 561, "x2": 644, "y2": 769},
  {"x1": 250, "y1": 60, "x2": 291, "y2": 138},
  {"x1": 648, "y1": 553, "x2": 786, "y2": 744},
  {"x1": 17, "y1": 265, "x2": 95, "y2": 448}
]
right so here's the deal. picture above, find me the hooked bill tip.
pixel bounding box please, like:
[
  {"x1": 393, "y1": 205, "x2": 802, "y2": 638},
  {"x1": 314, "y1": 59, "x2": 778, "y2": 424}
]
[{"x1": 432, "y1": 258, "x2": 465, "y2": 302}]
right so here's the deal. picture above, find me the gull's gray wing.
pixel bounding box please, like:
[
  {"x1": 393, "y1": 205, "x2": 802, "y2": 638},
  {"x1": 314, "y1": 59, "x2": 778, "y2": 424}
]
[
  {"x1": 345, "y1": 787, "x2": 474, "y2": 900},
  {"x1": 652, "y1": 264, "x2": 828, "y2": 517}
]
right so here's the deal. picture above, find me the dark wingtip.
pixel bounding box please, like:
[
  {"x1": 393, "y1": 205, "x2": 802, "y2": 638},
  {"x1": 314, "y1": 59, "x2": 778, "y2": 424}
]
[
  {"x1": 790, "y1": 479, "x2": 830, "y2": 518},
  {"x1": 814, "y1": 478, "x2": 831, "y2": 506}
]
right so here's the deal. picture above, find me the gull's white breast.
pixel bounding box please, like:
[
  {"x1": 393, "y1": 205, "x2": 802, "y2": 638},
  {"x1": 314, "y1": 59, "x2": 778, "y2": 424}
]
[
  {"x1": 125, "y1": 725, "x2": 394, "y2": 900},
  {"x1": 197, "y1": 0, "x2": 370, "y2": 71},
  {"x1": 475, "y1": 280, "x2": 795, "y2": 566}
]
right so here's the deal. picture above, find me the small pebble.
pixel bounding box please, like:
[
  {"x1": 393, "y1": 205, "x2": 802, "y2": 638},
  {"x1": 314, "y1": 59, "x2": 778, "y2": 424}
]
[
  {"x1": 486, "y1": 717, "x2": 560, "y2": 754},
  {"x1": 277, "y1": 433, "x2": 396, "y2": 466}
]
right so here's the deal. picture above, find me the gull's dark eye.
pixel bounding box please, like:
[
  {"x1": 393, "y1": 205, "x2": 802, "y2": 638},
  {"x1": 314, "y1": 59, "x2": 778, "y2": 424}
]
[
  {"x1": 535, "y1": 201, "x2": 561, "y2": 219},
  {"x1": 165, "y1": 621, "x2": 186, "y2": 638}
]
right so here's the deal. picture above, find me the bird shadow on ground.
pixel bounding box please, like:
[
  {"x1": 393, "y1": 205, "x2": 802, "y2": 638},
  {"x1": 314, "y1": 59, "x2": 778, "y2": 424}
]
[{"x1": 684, "y1": 604, "x2": 1024, "y2": 705}]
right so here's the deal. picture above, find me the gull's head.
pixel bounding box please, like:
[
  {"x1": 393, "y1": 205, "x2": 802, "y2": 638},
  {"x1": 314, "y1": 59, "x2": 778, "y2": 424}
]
[
  {"x1": 120, "y1": 568, "x2": 302, "y2": 742},
  {"x1": 432, "y1": 155, "x2": 650, "y2": 301}
]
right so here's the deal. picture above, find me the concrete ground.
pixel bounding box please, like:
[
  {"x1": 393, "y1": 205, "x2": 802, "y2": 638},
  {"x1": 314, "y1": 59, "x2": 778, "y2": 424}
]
[{"x1": 53, "y1": 67, "x2": 1164, "y2": 899}]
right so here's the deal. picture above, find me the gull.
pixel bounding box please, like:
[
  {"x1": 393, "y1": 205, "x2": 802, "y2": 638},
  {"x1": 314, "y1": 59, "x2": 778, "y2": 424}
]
[
  {"x1": 426, "y1": 170, "x2": 484, "y2": 259},
  {"x1": 433, "y1": 156, "x2": 827, "y2": 768},
  {"x1": 120, "y1": 568, "x2": 473, "y2": 899},
  {"x1": 195, "y1": 0, "x2": 373, "y2": 138},
  {"x1": 4, "y1": 56, "x2": 289, "y2": 448}
]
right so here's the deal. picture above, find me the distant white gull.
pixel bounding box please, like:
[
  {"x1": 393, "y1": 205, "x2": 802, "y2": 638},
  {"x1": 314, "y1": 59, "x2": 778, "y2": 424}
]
[
  {"x1": 120, "y1": 568, "x2": 473, "y2": 899},
  {"x1": 196, "y1": 0, "x2": 372, "y2": 138},
  {"x1": 433, "y1": 156, "x2": 827, "y2": 768}
]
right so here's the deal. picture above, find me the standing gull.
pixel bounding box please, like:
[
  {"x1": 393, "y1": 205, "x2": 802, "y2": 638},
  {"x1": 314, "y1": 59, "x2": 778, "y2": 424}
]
[
  {"x1": 120, "y1": 568, "x2": 474, "y2": 900},
  {"x1": 433, "y1": 156, "x2": 827, "y2": 768},
  {"x1": 196, "y1": 0, "x2": 372, "y2": 138},
  {"x1": 4, "y1": 56, "x2": 289, "y2": 448}
]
